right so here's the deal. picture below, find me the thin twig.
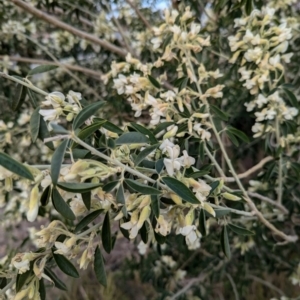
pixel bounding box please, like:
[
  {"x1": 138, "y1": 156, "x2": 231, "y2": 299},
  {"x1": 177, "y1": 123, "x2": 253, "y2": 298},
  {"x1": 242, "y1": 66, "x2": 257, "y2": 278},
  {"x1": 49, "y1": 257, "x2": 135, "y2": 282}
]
[
  {"x1": 247, "y1": 192, "x2": 289, "y2": 214},
  {"x1": 226, "y1": 273, "x2": 240, "y2": 300},
  {"x1": 218, "y1": 156, "x2": 273, "y2": 182},
  {"x1": 0, "y1": 72, "x2": 48, "y2": 96},
  {"x1": 247, "y1": 274, "x2": 285, "y2": 296},
  {"x1": 0, "y1": 55, "x2": 102, "y2": 79},
  {"x1": 124, "y1": 0, "x2": 152, "y2": 30},
  {"x1": 10, "y1": 0, "x2": 127, "y2": 57}
]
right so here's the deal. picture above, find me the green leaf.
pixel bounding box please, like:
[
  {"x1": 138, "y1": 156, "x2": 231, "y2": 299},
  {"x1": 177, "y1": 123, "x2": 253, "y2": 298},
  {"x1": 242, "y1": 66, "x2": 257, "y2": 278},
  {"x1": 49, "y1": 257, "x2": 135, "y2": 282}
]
[
  {"x1": 130, "y1": 123, "x2": 158, "y2": 144},
  {"x1": 154, "y1": 231, "x2": 166, "y2": 244},
  {"x1": 125, "y1": 179, "x2": 161, "y2": 195},
  {"x1": 187, "y1": 165, "x2": 212, "y2": 178},
  {"x1": 73, "y1": 102, "x2": 105, "y2": 130},
  {"x1": 227, "y1": 126, "x2": 249, "y2": 143},
  {"x1": 116, "y1": 183, "x2": 127, "y2": 217},
  {"x1": 39, "y1": 278, "x2": 46, "y2": 300},
  {"x1": 214, "y1": 208, "x2": 231, "y2": 218},
  {"x1": 26, "y1": 88, "x2": 38, "y2": 108},
  {"x1": 16, "y1": 270, "x2": 33, "y2": 292},
  {"x1": 74, "y1": 209, "x2": 103, "y2": 233},
  {"x1": 81, "y1": 191, "x2": 91, "y2": 210},
  {"x1": 94, "y1": 246, "x2": 107, "y2": 287},
  {"x1": 98, "y1": 119, "x2": 123, "y2": 134},
  {"x1": 52, "y1": 252, "x2": 79, "y2": 278},
  {"x1": 77, "y1": 121, "x2": 106, "y2": 139},
  {"x1": 52, "y1": 188, "x2": 76, "y2": 220},
  {"x1": 210, "y1": 105, "x2": 229, "y2": 121},
  {"x1": 102, "y1": 211, "x2": 112, "y2": 254},
  {"x1": 28, "y1": 65, "x2": 58, "y2": 76},
  {"x1": 162, "y1": 177, "x2": 199, "y2": 204},
  {"x1": 220, "y1": 226, "x2": 231, "y2": 259},
  {"x1": 198, "y1": 209, "x2": 207, "y2": 236},
  {"x1": 38, "y1": 116, "x2": 54, "y2": 150},
  {"x1": 153, "y1": 122, "x2": 174, "y2": 135},
  {"x1": 245, "y1": 0, "x2": 253, "y2": 15},
  {"x1": 228, "y1": 223, "x2": 254, "y2": 235},
  {"x1": 115, "y1": 132, "x2": 149, "y2": 145},
  {"x1": 57, "y1": 182, "x2": 102, "y2": 193},
  {"x1": 44, "y1": 268, "x2": 67, "y2": 290},
  {"x1": 140, "y1": 222, "x2": 149, "y2": 243},
  {"x1": 51, "y1": 139, "x2": 69, "y2": 185},
  {"x1": 40, "y1": 185, "x2": 52, "y2": 206},
  {"x1": 0, "y1": 152, "x2": 34, "y2": 181},
  {"x1": 151, "y1": 194, "x2": 160, "y2": 218},
  {"x1": 283, "y1": 88, "x2": 299, "y2": 108},
  {"x1": 50, "y1": 123, "x2": 69, "y2": 134},
  {"x1": 30, "y1": 107, "x2": 41, "y2": 142},
  {"x1": 155, "y1": 158, "x2": 164, "y2": 174},
  {"x1": 226, "y1": 130, "x2": 239, "y2": 147},
  {"x1": 12, "y1": 83, "x2": 27, "y2": 111},
  {"x1": 208, "y1": 181, "x2": 220, "y2": 196},
  {"x1": 102, "y1": 181, "x2": 119, "y2": 192},
  {"x1": 135, "y1": 144, "x2": 159, "y2": 166},
  {"x1": 148, "y1": 75, "x2": 161, "y2": 88}
]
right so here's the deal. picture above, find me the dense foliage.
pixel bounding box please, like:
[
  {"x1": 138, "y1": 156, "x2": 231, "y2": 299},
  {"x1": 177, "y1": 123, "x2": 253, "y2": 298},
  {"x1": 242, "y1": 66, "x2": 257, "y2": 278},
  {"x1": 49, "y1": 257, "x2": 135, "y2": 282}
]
[{"x1": 0, "y1": 0, "x2": 300, "y2": 299}]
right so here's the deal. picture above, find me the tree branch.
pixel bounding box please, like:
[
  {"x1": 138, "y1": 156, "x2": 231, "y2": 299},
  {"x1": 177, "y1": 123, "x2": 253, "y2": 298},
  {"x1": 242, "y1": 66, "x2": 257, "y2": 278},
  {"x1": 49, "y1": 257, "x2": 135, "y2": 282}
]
[
  {"x1": 10, "y1": 0, "x2": 127, "y2": 57},
  {"x1": 0, "y1": 55, "x2": 102, "y2": 79}
]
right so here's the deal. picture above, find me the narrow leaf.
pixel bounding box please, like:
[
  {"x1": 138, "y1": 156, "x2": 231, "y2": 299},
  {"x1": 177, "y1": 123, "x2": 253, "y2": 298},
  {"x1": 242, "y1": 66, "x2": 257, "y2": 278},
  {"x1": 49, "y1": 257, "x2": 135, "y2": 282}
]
[
  {"x1": 53, "y1": 252, "x2": 79, "y2": 278},
  {"x1": 81, "y1": 191, "x2": 91, "y2": 210},
  {"x1": 12, "y1": 83, "x2": 27, "y2": 111},
  {"x1": 162, "y1": 177, "x2": 199, "y2": 204},
  {"x1": 50, "y1": 123, "x2": 69, "y2": 134},
  {"x1": 77, "y1": 120, "x2": 106, "y2": 139},
  {"x1": 52, "y1": 188, "x2": 76, "y2": 220},
  {"x1": 148, "y1": 75, "x2": 161, "y2": 88},
  {"x1": 30, "y1": 107, "x2": 41, "y2": 142},
  {"x1": 210, "y1": 105, "x2": 229, "y2": 121},
  {"x1": 151, "y1": 194, "x2": 160, "y2": 218},
  {"x1": 221, "y1": 226, "x2": 231, "y2": 259},
  {"x1": 140, "y1": 222, "x2": 149, "y2": 243},
  {"x1": 115, "y1": 132, "x2": 149, "y2": 145},
  {"x1": 0, "y1": 152, "x2": 34, "y2": 181},
  {"x1": 283, "y1": 88, "x2": 299, "y2": 108},
  {"x1": 39, "y1": 278, "x2": 46, "y2": 300},
  {"x1": 226, "y1": 130, "x2": 239, "y2": 147},
  {"x1": 125, "y1": 179, "x2": 161, "y2": 195},
  {"x1": 214, "y1": 208, "x2": 231, "y2": 218},
  {"x1": 16, "y1": 270, "x2": 33, "y2": 292},
  {"x1": 51, "y1": 139, "x2": 69, "y2": 185},
  {"x1": 38, "y1": 116, "x2": 54, "y2": 150},
  {"x1": 135, "y1": 144, "x2": 159, "y2": 166},
  {"x1": 27, "y1": 88, "x2": 38, "y2": 108},
  {"x1": 130, "y1": 123, "x2": 158, "y2": 144},
  {"x1": 28, "y1": 65, "x2": 58, "y2": 76},
  {"x1": 44, "y1": 268, "x2": 67, "y2": 290},
  {"x1": 198, "y1": 209, "x2": 207, "y2": 236},
  {"x1": 227, "y1": 127, "x2": 249, "y2": 143},
  {"x1": 155, "y1": 158, "x2": 164, "y2": 174},
  {"x1": 40, "y1": 185, "x2": 52, "y2": 206},
  {"x1": 94, "y1": 246, "x2": 107, "y2": 286},
  {"x1": 102, "y1": 181, "x2": 119, "y2": 192},
  {"x1": 74, "y1": 209, "x2": 103, "y2": 233},
  {"x1": 73, "y1": 101, "x2": 105, "y2": 130},
  {"x1": 57, "y1": 182, "x2": 102, "y2": 193},
  {"x1": 208, "y1": 181, "x2": 220, "y2": 196},
  {"x1": 228, "y1": 223, "x2": 254, "y2": 235},
  {"x1": 102, "y1": 211, "x2": 112, "y2": 254}
]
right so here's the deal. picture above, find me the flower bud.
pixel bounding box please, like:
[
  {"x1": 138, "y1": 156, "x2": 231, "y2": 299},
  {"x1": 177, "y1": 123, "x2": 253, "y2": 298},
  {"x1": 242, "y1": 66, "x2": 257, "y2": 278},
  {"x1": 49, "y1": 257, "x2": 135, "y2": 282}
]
[
  {"x1": 203, "y1": 203, "x2": 216, "y2": 217},
  {"x1": 222, "y1": 192, "x2": 241, "y2": 201},
  {"x1": 163, "y1": 126, "x2": 178, "y2": 140},
  {"x1": 27, "y1": 185, "x2": 39, "y2": 222}
]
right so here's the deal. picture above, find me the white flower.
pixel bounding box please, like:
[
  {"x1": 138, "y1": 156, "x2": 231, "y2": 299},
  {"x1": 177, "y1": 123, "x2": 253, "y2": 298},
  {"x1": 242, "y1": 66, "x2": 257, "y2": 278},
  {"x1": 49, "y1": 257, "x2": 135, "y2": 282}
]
[
  {"x1": 113, "y1": 74, "x2": 127, "y2": 94},
  {"x1": 179, "y1": 225, "x2": 201, "y2": 250},
  {"x1": 39, "y1": 108, "x2": 62, "y2": 121},
  {"x1": 282, "y1": 107, "x2": 298, "y2": 120},
  {"x1": 244, "y1": 47, "x2": 263, "y2": 64},
  {"x1": 43, "y1": 91, "x2": 65, "y2": 108},
  {"x1": 255, "y1": 94, "x2": 268, "y2": 108},
  {"x1": 67, "y1": 90, "x2": 82, "y2": 104},
  {"x1": 137, "y1": 241, "x2": 148, "y2": 255},
  {"x1": 178, "y1": 150, "x2": 195, "y2": 168}
]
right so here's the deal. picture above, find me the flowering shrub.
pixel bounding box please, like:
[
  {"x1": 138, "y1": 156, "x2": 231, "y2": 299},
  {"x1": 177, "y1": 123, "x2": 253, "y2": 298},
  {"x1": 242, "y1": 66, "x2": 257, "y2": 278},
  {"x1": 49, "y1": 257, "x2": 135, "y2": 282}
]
[{"x1": 0, "y1": 0, "x2": 300, "y2": 299}]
